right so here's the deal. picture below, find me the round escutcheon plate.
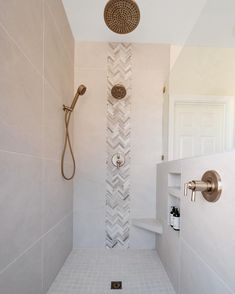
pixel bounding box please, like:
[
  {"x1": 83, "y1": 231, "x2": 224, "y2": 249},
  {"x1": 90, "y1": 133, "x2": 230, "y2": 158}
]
[{"x1": 201, "y1": 170, "x2": 222, "y2": 202}]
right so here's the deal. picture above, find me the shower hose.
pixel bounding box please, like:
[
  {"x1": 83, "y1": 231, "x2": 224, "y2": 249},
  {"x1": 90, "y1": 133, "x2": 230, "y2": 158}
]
[{"x1": 61, "y1": 109, "x2": 75, "y2": 180}]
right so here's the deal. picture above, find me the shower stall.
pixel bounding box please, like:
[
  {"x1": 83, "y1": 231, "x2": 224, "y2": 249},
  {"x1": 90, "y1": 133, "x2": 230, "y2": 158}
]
[{"x1": 1, "y1": 0, "x2": 235, "y2": 293}]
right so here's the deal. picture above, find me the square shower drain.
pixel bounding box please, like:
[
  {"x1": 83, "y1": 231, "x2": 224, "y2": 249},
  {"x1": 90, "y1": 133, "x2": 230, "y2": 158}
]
[{"x1": 111, "y1": 281, "x2": 122, "y2": 290}]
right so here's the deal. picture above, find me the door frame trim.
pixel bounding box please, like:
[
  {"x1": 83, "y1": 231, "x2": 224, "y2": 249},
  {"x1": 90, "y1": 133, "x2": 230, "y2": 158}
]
[{"x1": 168, "y1": 95, "x2": 234, "y2": 160}]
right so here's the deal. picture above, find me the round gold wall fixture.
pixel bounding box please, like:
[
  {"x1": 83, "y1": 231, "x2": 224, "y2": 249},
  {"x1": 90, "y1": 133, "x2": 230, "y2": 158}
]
[
  {"x1": 111, "y1": 84, "x2": 127, "y2": 99},
  {"x1": 104, "y1": 0, "x2": 140, "y2": 34}
]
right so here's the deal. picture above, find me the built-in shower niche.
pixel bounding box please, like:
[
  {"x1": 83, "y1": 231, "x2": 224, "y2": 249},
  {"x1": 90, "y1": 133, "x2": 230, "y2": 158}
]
[{"x1": 168, "y1": 172, "x2": 181, "y2": 231}]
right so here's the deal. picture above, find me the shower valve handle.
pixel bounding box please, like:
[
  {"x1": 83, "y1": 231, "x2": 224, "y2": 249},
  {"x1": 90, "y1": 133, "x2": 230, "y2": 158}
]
[
  {"x1": 184, "y1": 171, "x2": 222, "y2": 203},
  {"x1": 184, "y1": 181, "x2": 198, "y2": 202}
]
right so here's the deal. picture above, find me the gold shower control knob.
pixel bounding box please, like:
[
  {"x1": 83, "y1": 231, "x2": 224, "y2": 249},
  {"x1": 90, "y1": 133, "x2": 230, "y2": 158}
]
[{"x1": 111, "y1": 84, "x2": 127, "y2": 99}]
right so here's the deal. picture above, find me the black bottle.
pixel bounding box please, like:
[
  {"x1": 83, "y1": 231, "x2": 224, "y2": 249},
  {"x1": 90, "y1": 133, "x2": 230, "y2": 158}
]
[
  {"x1": 170, "y1": 206, "x2": 176, "y2": 227},
  {"x1": 173, "y1": 208, "x2": 180, "y2": 231}
]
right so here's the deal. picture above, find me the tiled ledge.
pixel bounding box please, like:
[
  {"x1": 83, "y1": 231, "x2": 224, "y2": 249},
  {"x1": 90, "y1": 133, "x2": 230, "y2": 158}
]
[{"x1": 132, "y1": 218, "x2": 163, "y2": 234}]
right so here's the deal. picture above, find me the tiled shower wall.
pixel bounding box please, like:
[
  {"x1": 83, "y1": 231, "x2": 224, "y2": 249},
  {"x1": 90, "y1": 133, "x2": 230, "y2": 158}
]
[
  {"x1": 0, "y1": 1, "x2": 74, "y2": 293},
  {"x1": 74, "y1": 42, "x2": 170, "y2": 249}
]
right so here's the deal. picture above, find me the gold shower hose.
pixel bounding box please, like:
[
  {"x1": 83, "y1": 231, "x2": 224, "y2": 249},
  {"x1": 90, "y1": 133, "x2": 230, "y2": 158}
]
[
  {"x1": 61, "y1": 109, "x2": 75, "y2": 180},
  {"x1": 61, "y1": 84, "x2": 87, "y2": 180}
]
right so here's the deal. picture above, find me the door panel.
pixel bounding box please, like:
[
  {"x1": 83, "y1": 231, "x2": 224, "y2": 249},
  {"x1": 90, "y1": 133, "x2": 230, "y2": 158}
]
[{"x1": 173, "y1": 103, "x2": 225, "y2": 159}]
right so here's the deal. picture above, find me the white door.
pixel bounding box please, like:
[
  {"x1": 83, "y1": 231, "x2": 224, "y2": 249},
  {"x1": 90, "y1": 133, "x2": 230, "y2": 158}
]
[
  {"x1": 168, "y1": 95, "x2": 234, "y2": 160},
  {"x1": 173, "y1": 102, "x2": 230, "y2": 159}
]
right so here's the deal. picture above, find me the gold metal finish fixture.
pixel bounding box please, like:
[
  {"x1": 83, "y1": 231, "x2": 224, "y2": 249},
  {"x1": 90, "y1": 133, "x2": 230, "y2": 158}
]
[
  {"x1": 111, "y1": 84, "x2": 127, "y2": 99},
  {"x1": 112, "y1": 153, "x2": 125, "y2": 168},
  {"x1": 61, "y1": 85, "x2": 87, "y2": 181},
  {"x1": 104, "y1": 0, "x2": 140, "y2": 34},
  {"x1": 184, "y1": 170, "x2": 222, "y2": 202}
]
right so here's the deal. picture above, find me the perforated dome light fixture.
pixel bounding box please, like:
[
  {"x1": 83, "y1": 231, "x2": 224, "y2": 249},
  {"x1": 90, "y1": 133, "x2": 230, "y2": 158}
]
[{"x1": 104, "y1": 0, "x2": 140, "y2": 34}]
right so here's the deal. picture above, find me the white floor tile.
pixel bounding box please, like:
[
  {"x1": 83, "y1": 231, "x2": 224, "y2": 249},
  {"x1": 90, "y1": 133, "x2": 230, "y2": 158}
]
[{"x1": 47, "y1": 249, "x2": 175, "y2": 294}]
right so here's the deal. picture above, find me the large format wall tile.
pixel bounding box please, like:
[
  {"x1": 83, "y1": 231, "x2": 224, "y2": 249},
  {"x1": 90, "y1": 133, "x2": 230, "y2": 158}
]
[
  {"x1": 180, "y1": 240, "x2": 234, "y2": 294},
  {"x1": 132, "y1": 43, "x2": 170, "y2": 72},
  {"x1": 181, "y1": 152, "x2": 235, "y2": 292},
  {"x1": 76, "y1": 42, "x2": 109, "y2": 69},
  {"x1": 73, "y1": 177, "x2": 105, "y2": 248},
  {"x1": 0, "y1": 241, "x2": 42, "y2": 294},
  {"x1": 0, "y1": 0, "x2": 43, "y2": 73},
  {"x1": 42, "y1": 159, "x2": 73, "y2": 233},
  {"x1": 43, "y1": 214, "x2": 73, "y2": 293},
  {"x1": 43, "y1": 80, "x2": 64, "y2": 161},
  {"x1": 0, "y1": 26, "x2": 43, "y2": 156},
  {"x1": 156, "y1": 152, "x2": 235, "y2": 293},
  {"x1": 0, "y1": 0, "x2": 74, "y2": 292},
  {"x1": 0, "y1": 151, "x2": 42, "y2": 272},
  {"x1": 74, "y1": 68, "x2": 106, "y2": 183},
  {"x1": 73, "y1": 209, "x2": 106, "y2": 248},
  {"x1": 44, "y1": 5, "x2": 73, "y2": 101},
  {"x1": 130, "y1": 163, "x2": 157, "y2": 217},
  {"x1": 46, "y1": 0, "x2": 74, "y2": 62}
]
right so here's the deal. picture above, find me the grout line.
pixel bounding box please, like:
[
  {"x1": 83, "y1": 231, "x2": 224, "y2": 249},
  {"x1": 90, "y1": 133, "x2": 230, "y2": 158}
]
[
  {"x1": 43, "y1": 67, "x2": 74, "y2": 104},
  {"x1": 43, "y1": 78, "x2": 73, "y2": 109},
  {"x1": 181, "y1": 238, "x2": 235, "y2": 294},
  {"x1": 0, "y1": 22, "x2": 43, "y2": 79},
  {"x1": 41, "y1": 0, "x2": 46, "y2": 292},
  {"x1": 75, "y1": 66, "x2": 107, "y2": 71},
  {"x1": 0, "y1": 212, "x2": 73, "y2": 277},
  {"x1": 0, "y1": 4, "x2": 74, "y2": 105},
  {"x1": 0, "y1": 149, "x2": 41, "y2": 160},
  {"x1": 44, "y1": 0, "x2": 74, "y2": 67},
  {"x1": 0, "y1": 149, "x2": 74, "y2": 166}
]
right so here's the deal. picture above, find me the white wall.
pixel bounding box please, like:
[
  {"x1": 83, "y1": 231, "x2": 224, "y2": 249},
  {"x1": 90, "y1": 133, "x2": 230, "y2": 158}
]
[
  {"x1": 156, "y1": 151, "x2": 235, "y2": 294},
  {"x1": 170, "y1": 46, "x2": 235, "y2": 147},
  {"x1": 163, "y1": 46, "x2": 235, "y2": 159},
  {"x1": 0, "y1": 1, "x2": 74, "y2": 293},
  {"x1": 74, "y1": 42, "x2": 170, "y2": 249}
]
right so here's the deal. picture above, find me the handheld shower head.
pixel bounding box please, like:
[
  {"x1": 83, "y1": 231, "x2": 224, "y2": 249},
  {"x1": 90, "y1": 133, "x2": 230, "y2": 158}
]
[
  {"x1": 77, "y1": 84, "x2": 87, "y2": 96},
  {"x1": 68, "y1": 84, "x2": 87, "y2": 111}
]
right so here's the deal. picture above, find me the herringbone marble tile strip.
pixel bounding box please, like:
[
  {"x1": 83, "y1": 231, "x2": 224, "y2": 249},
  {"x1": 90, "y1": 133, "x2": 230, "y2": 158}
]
[{"x1": 105, "y1": 43, "x2": 132, "y2": 248}]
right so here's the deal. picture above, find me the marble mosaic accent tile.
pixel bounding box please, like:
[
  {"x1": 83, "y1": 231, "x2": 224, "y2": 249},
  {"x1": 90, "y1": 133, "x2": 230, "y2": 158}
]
[{"x1": 105, "y1": 43, "x2": 132, "y2": 248}]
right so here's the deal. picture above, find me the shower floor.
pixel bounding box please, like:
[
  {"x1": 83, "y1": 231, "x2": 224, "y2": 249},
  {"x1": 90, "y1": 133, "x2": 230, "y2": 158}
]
[{"x1": 47, "y1": 249, "x2": 175, "y2": 294}]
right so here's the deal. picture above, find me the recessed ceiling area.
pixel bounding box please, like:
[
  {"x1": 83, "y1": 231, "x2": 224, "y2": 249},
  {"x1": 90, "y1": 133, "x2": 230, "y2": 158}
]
[{"x1": 62, "y1": 0, "x2": 235, "y2": 47}]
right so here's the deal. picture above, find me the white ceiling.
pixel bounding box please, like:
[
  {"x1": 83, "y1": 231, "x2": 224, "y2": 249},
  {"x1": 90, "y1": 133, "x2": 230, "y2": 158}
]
[{"x1": 62, "y1": 0, "x2": 235, "y2": 47}]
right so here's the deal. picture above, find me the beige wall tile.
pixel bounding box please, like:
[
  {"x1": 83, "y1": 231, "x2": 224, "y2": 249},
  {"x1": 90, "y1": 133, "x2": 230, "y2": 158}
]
[
  {"x1": 75, "y1": 42, "x2": 109, "y2": 69},
  {"x1": 0, "y1": 1, "x2": 74, "y2": 292},
  {"x1": 44, "y1": 5, "x2": 74, "y2": 101},
  {"x1": 46, "y1": 0, "x2": 74, "y2": 62},
  {"x1": 42, "y1": 160, "x2": 73, "y2": 234},
  {"x1": 0, "y1": 241, "x2": 42, "y2": 294},
  {"x1": 132, "y1": 43, "x2": 170, "y2": 72},
  {"x1": 43, "y1": 81, "x2": 64, "y2": 161},
  {"x1": 0, "y1": 152, "x2": 42, "y2": 272},
  {"x1": 0, "y1": 26, "x2": 43, "y2": 156},
  {"x1": 73, "y1": 177, "x2": 105, "y2": 248},
  {"x1": 74, "y1": 68, "x2": 106, "y2": 184},
  {"x1": 43, "y1": 214, "x2": 73, "y2": 293},
  {"x1": 0, "y1": 0, "x2": 43, "y2": 73},
  {"x1": 132, "y1": 69, "x2": 166, "y2": 105}
]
